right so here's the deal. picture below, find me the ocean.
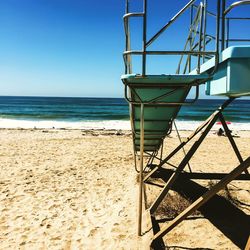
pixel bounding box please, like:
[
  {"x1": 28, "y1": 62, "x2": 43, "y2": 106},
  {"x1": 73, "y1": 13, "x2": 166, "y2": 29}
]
[{"x1": 0, "y1": 96, "x2": 250, "y2": 130}]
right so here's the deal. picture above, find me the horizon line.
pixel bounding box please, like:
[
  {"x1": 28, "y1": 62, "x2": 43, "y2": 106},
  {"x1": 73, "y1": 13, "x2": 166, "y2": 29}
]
[{"x1": 1, "y1": 94, "x2": 250, "y2": 100}]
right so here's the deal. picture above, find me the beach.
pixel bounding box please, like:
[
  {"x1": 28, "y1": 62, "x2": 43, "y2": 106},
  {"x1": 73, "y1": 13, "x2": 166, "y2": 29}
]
[
  {"x1": 1, "y1": 0, "x2": 250, "y2": 248},
  {"x1": 0, "y1": 128, "x2": 249, "y2": 249}
]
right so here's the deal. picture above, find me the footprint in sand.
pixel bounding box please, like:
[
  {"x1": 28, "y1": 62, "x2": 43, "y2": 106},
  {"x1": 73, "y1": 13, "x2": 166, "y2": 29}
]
[
  {"x1": 13, "y1": 195, "x2": 25, "y2": 202},
  {"x1": 105, "y1": 188, "x2": 111, "y2": 195},
  {"x1": 63, "y1": 239, "x2": 72, "y2": 250},
  {"x1": 0, "y1": 225, "x2": 9, "y2": 230},
  {"x1": 110, "y1": 223, "x2": 128, "y2": 242},
  {"x1": 48, "y1": 204, "x2": 58, "y2": 210},
  {"x1": 51, "y1": 236, "x2": 61, "y2": 241},
  {"x1": 118, "y1": 207, "x2": 127, "y2": 217},
  {"x1": 88, "y1": 227, "x2": 100, "y2": 237},
  {"x1": 111, "y1": 223, "x2": 119, "y2": 233},
  {"x1": 91, "y1": 206, "x2": 106, "y2": 218}
]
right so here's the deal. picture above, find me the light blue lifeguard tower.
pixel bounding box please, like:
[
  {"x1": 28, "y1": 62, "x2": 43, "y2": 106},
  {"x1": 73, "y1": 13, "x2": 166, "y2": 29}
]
[{"x1": 121, "y1": 0, "x2": 250, "y2": 248}]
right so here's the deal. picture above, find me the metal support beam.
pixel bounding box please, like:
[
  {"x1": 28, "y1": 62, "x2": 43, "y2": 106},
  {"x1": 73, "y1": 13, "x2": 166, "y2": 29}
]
[
  {"x1": 138, "y1": 103, "x2": 145, "y2": 236},
  {"x1": 245, "y1": 236, "x2": 250, "y2": 250},
  {"x1": 221, "y1": 0, "x2": 226, "y2": 51},
  {"x1": 151, "y1": 169, "x2": 250, "y2": 181},
  {"x1": 142, "y1": 0, "x2": 147, "y2": 75}
]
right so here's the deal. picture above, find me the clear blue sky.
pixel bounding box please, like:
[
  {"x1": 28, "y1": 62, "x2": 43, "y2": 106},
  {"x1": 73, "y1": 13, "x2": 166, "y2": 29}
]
[{"x1": 0, "y1": 0, "x2": 249, "y2": 98}]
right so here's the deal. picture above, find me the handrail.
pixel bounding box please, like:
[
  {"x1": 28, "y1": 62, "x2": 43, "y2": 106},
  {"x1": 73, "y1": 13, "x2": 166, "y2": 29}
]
[
  {"x1": 123, "y1": 0, "x2": 221, "y2": 76},
  {"x1": 221, "y1": 0, "x2": 226, "y2": 50},
  {"x1": 202, "y1": 0, "x2": 208, "y2": 60},
  {"x1": 146, "y1": 0, "x2": 197, "y2": 48},
  {"x1": 123, "y1": 13, "x2": 144, "y2": 18},
  {"x1": 227, "y1": 38, "x2": 250, "y2": 42},
  {"x1": 226, "y1": 17, "x2": 250, "y2": 19},
  {"x1": 123, "y1": 0, "x2": 250, "y2": 77},
  {"x1": 123, "y1": 13, "x2": 144, "y2": 37},
  {"x1": 142, "y1": 0, "x2": 147, "y2": 75},
  {"x1": 177, "y1": 3, "x2": 203, "y2": 74},
  {"x1": 197, "y1": 3, "x2": 205, "y2": 73},
  {"x1": 193, "y1": 3, "x2": 217, "y2": 17},
  {"x1": 222, "y1": 0, "x2": 250, "y2": 49},
  {"x1": 209, "y1": 0, "x2": 220, "y2": 74},
  {"x1": 123, "y1": 50, "x2": 216, "y2": 56},
  {"x1": 224, "y1": 0, "x2": 250, "y2": 15}
]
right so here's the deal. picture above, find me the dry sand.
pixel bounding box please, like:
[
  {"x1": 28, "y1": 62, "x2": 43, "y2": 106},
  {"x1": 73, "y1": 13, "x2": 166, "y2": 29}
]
[{"x1": 0, "y1": 128, "x2": 249, "y2": 249}]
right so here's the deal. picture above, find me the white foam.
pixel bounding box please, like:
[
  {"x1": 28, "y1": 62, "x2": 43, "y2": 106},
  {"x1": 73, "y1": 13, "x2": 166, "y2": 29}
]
[
  {"x1": 174, "y1": 120, "x2": 250, "y2": 131},
  {"x1": 0, "y1": 118, "x2": 249, "y2": 131},
  {"x1": 0, "y1": 118, "x2": 131, "y2": 130}
]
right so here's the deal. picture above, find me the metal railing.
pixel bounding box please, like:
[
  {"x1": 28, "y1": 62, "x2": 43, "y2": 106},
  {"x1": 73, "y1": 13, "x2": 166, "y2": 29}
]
[
  {"x1": 123, "y1": 0, "x2": 219, "y2": 75},
  {"x1": 223, "y1": 1, "x2": 250, "y2": 49},
  {"x1": 123, "y1": 0, "x2": 250, "y2": 76}
]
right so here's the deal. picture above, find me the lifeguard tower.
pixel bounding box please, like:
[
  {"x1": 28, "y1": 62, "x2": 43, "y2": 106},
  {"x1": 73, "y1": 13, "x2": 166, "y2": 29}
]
[{"x1": 121, "y1": 0, "x2": 250, "y2": 248}]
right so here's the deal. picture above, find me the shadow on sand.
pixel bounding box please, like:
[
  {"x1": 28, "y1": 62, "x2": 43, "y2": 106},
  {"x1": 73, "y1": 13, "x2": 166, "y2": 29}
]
[{"x1": 150, "y1": 169, "x2": 250, "y2": 250}]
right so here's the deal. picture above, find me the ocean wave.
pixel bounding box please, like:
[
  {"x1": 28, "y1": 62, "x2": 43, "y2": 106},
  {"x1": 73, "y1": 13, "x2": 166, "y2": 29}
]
[{"x1": 0, "y1": 118, "x2": 250, "y2": 131}]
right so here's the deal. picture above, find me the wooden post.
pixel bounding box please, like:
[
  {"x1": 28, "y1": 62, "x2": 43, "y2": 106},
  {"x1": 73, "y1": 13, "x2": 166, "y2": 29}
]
[
  {"x1": 153, "y1": 157, "x2": 250, "y2": 241},
  {"x1": 148, "y1": 98, "x2": 235, "y2": 214},
  {"x1": 219, "y1": 113, "x2": 249, "y2": 174},
  {"x1": 149, "y1": 109, "x2": 220, "y2": 214},
  {"x1": 244, "y1": 236, "x2": 250, "y2": 250}
]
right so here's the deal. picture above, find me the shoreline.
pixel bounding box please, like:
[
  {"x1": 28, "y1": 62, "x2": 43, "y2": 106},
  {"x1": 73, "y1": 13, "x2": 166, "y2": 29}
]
[
  {"x1": 1, "y1": 117, "x2": 250, "y2": 131},
  {"x1": 1, "y1": 127, "x2": 250, "y2": 134}
]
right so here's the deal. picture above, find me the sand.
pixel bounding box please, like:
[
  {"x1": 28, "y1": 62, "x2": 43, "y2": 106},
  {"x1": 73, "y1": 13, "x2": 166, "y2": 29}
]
[{"x1": 0, "y1": 128, "x2": 249, "y2": 249}]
